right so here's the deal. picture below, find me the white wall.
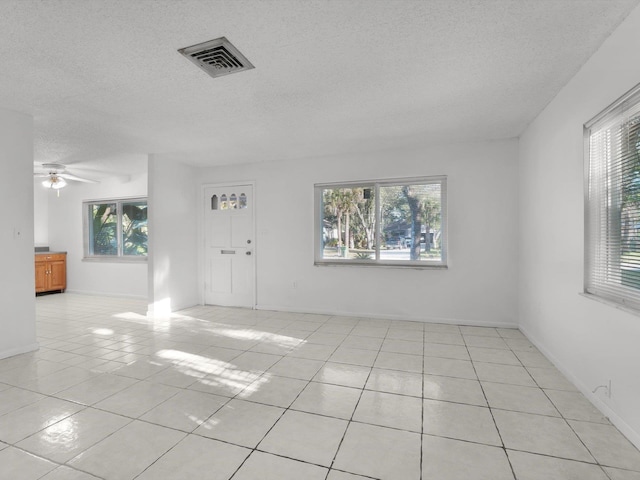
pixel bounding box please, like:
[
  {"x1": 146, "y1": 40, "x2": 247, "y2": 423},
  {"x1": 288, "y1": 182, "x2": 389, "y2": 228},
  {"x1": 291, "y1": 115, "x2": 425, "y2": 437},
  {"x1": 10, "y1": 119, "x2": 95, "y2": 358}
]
[
  {"x1": 0, "y1": 108, "x2": 37, "y2": 359},
  {"x1": 46, "y1": 170, "x2": 148, "y2": 299},
  {"x1": 34, "y1": 179, "x2": 49, "y2": 247},
  {"x1": 147, "y1": 155, "x2": 199, "y2": 314},
  {"x1": 519, "y1": 6, "x2": 640, "y2": 447},
  {"x1": 197, "y1": 139, "x2": 519, "y2": 326}
]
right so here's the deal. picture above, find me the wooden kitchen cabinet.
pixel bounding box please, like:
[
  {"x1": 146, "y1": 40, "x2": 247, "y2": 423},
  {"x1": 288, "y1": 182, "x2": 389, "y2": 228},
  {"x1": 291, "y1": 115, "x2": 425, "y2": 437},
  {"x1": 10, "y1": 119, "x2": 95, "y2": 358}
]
[{"x1": 35, "y1": 253, "x2": 66, "y2": 294}]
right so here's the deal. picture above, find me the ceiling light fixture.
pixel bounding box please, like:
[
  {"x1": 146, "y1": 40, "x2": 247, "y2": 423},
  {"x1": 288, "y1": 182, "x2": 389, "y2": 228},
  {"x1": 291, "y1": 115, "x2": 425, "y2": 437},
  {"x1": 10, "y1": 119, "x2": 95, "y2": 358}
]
[
  {"x1": 42, "y1": 175, "x2": 67, "y2": 190},
  {"x1": 42, "y1": 174, "x2": 67, "y2": 196},
  {"x1": 34, "y1": 163, "x2": 98, "y2": 197}
]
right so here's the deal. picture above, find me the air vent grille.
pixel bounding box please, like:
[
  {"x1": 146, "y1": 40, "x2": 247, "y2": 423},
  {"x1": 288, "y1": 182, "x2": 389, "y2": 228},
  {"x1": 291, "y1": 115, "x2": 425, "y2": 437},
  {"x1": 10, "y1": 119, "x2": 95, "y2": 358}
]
[{"x1": 178, "y1": 37, "x2": 254, "y2": 79}]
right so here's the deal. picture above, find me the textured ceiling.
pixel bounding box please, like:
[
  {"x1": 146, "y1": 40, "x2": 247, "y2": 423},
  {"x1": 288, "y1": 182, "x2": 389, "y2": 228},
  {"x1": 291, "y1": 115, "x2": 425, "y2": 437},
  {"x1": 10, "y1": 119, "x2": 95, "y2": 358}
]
[{"x1": 0, "y1": 0, "x2": 638, "y2": 171}]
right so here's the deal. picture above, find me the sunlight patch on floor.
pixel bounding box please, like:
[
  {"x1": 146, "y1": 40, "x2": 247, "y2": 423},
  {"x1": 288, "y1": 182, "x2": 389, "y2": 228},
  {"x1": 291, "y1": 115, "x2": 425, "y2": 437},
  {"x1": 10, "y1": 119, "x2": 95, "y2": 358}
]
[
  {"x1": 156, "y1": 349, "x2": 264, "y2": 395},
  {"x1": 207, "y1": 327, "x2": 306, "y2": 348}
]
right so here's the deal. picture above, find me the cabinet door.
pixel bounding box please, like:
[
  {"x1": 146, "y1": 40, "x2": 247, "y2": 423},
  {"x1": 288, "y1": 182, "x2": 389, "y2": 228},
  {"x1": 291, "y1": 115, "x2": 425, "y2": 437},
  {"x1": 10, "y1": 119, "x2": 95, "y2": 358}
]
[
  {"x1": 35, "y1": 261, "x2": 47, "y2": 293},
  {"x1": 49, "y1": 260, "x2": 66, "y2": 291}
]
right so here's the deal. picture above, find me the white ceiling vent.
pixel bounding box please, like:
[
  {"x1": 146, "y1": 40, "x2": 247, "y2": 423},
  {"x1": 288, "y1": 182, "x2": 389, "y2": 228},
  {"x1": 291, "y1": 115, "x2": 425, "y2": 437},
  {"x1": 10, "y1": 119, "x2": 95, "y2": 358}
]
[{"x1": 178, "y1": 37, "x2": 254, "y2": 79}]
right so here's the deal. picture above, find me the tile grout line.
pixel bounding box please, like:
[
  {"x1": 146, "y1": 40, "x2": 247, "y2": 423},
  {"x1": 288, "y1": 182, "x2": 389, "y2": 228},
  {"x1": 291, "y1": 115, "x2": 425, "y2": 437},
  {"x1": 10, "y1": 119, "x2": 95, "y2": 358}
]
[
  {"x1": 131, "y1": 313, "x2": 297, "y2": 480},
  {"x1": 464, "y1": 327, "x2": 518, "y2": 480},
  {"x1": 225, "y1": 314, "x2": 356, "y2": 480},
  {"x1": 514, "y1": 346, "x2": 612, "y2": 474},
  {"x1": 420, "y1": 325, "x2": 426, "y2": 480},
  {"x1": 21, "y1": 298, "x2": 640, "y2": 479},
  {"x1": 321, "y1": 321, "x2": 390, "y2": 480}
]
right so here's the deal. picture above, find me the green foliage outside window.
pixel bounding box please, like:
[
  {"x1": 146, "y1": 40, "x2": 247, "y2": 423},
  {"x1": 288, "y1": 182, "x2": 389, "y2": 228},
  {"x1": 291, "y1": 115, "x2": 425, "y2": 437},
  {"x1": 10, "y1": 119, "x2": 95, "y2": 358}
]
[
  {"x1": 87, "y1": 199, "x2": 147, "y2": 258},
  {"x1": 318, "y1": 178, "x2": 446, "y2": 265}
]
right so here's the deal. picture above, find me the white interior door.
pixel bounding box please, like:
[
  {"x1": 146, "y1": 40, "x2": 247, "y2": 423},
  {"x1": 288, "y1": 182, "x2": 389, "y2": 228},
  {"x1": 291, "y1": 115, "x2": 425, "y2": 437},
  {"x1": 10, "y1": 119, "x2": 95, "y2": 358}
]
[{"x1": 204, "y1": 185, "x2": 254, "y2": 307}]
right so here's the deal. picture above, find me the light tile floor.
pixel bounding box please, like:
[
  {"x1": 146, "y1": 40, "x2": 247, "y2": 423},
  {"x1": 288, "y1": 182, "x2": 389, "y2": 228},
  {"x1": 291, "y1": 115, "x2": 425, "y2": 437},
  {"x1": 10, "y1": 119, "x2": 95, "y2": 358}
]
[{"x1": 0, "y1": 293, "x2": 639, "y2": 479}]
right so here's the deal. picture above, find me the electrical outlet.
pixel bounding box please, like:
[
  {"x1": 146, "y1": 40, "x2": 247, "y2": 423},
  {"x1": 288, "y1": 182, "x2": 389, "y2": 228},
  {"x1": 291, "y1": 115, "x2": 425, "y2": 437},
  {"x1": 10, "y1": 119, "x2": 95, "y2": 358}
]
[
  {"x1": 593, "y1": 380, "x2": 612, "y2": 398},
  {"x1": 292, "y1": 281, "x2": 297, "y2": 289}
]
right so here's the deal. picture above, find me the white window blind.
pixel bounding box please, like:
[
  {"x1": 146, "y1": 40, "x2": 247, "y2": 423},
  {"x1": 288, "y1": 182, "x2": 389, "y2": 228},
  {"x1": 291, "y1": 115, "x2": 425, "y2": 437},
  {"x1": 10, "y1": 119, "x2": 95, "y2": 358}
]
[{"x1": 585, "y1": 82, "x2": 640, "y2": 310}]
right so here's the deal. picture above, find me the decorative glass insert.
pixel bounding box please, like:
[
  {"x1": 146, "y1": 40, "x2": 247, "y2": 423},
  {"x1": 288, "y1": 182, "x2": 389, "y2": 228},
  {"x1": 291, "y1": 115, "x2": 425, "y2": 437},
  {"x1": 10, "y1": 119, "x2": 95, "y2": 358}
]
[{"x1": 211, "y1": 192, "x2": 248, "y2": 211}]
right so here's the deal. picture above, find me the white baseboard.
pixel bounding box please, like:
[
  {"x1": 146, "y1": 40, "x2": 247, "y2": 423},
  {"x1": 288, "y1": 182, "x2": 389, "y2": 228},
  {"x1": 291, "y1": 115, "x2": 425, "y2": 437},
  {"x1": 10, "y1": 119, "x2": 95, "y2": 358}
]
[
  {"x1": 0, "y1": 342, "x2": 39, "y2": 361},
  {"x1": 519, "y1": 325, "x2": 640, "y2": 450},
  {"x1": 255, "y1": 303, "x2": 518, "y2": 328},
  {"x1": 65, "y1": 290, "x2": 148, "y2": 300}
]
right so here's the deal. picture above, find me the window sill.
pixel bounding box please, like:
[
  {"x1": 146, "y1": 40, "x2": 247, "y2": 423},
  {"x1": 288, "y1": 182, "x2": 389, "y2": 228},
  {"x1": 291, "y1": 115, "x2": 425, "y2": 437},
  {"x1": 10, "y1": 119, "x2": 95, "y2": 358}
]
[
  {"x1": 578, "y1": 291, "x2": 640, "y2": 318},
  {"x1": 314, "y1": 260, "x2": 447, "y2": 269}
]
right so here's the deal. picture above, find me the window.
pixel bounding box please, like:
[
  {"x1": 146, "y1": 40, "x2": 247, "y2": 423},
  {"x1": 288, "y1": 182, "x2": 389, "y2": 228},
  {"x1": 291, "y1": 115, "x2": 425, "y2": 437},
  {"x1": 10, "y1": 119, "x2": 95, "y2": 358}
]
[
  {"x1": 210, "y1": 190, "x2": 248, "y2": 210},
  {"x1": 315, "y1": 177, "x2": 447, "y2": 267},
  {"x1": 84, "y1": 198, "x2": 148, "y2": 260},
  {"x1": 585, "y1": 83, "x2": 640, "y2": 310}
]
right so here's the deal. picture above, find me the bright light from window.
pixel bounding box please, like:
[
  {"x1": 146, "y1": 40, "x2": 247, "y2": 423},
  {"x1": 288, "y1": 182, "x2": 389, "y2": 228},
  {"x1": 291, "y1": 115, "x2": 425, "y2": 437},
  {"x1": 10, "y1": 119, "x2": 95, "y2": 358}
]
[{"x1": 315, "y1": 176, "x2": 447, "y2": 267}]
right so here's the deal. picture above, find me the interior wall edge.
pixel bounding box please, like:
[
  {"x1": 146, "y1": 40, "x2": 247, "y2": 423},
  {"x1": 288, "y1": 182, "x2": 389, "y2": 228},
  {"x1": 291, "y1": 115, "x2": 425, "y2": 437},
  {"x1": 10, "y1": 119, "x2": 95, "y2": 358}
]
[{"x1": 0, "y1": 343, "x2": 39, "y2": 361}]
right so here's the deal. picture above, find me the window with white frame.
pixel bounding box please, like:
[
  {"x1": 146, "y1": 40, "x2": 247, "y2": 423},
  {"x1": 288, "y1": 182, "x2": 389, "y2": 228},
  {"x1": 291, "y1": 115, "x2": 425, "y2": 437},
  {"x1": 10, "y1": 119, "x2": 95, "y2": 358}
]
[
  {"x1": 83, "y1": 198, "x2": 148, "y2": 260},
  {"x1": 315, "y1": 177, "x2": 447, "y2": 267},
  {"x1": 585, "y1": 83, "x2": 640, "y2": 310}
]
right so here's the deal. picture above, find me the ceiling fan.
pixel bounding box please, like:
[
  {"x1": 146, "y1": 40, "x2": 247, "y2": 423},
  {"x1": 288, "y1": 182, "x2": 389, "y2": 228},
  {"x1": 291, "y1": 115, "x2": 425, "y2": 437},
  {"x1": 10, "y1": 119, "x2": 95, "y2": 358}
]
[{"x1": 34, "y1": 163, "x2": 99, "y2": 190}]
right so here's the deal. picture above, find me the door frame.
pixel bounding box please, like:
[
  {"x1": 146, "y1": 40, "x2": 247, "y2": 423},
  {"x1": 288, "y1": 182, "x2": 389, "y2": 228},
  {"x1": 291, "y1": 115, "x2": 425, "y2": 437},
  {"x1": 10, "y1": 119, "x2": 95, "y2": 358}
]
[{"x1": 200, "y1": 181, "x2": 257, "y2": 308}]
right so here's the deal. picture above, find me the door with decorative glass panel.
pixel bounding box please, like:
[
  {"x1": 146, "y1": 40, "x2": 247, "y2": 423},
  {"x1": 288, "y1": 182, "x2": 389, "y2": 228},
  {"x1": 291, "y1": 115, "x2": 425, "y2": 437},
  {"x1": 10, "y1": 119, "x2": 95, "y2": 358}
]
[{"x1": 204, "y1": 184, "x2": 255, "y2": 307}]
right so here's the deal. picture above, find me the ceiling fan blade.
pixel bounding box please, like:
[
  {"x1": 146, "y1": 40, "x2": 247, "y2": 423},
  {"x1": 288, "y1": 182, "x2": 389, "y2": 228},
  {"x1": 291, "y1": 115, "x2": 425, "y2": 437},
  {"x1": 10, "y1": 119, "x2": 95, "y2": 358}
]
[
  {"x1": 34, "y1": 173, "x2": 50, "y2": 178},
  {"x1": 34, "y1": 163, "x2": 65, "y2": 174},
  {"x1": 58, "y1": 173, "x2": 99, "y2": 183}
]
